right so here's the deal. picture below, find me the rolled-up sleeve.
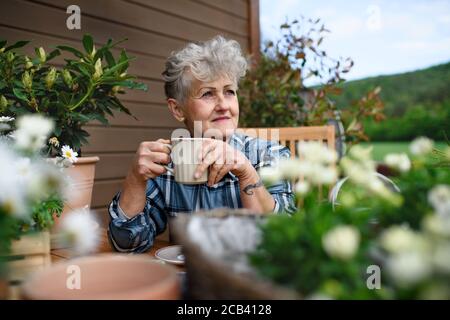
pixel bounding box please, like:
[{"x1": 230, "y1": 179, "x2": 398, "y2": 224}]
[
  {"x1": 108, "y1": 180, "x2": 167, "y2": 253},
  {"x1": 255, "y1": 141, "x2": 297, "y2": 215}
]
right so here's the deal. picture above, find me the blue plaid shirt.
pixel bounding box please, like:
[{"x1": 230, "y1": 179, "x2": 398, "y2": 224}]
[{"x1": 108, "y1": 132, "x2": 296, "y2": 252}]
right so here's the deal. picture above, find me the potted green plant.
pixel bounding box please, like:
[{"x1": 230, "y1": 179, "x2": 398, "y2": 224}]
[{"x1": 0, "y1": 35, "x2": 147, "y2": 240}]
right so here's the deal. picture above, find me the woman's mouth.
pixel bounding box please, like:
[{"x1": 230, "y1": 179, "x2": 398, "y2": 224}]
[{"x1": 212, "y1": 116, "x2": 230, "y2": 122}]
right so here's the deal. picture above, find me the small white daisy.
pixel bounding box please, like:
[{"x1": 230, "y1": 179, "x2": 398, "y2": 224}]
[
  {"x1": 61, "y1": 145, "x2": 78, "y2": 163},
  {"x1": 0, "y1": 116, "x2": 14, "y2": 123}
]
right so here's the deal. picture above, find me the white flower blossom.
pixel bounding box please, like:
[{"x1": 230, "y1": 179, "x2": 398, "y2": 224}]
[
  {"x1": 384, "y1": 153, "x2": 411, "y2": 173},
  {"x1": 410, "y1": 136, "x2": 434, "y2": 156},
  {"x1": 278, "y1": 158, "x2": 303, "y2": 180},
  {"x1": 14, "y1": 115, "x2": 54, "y2": 152},
  {"x1": 59, "y1": 208, "x2": 100, "y2": 255},
  {"x1": 387, "y1": 251, "x2": 431, "y2": 287},
  {"x1": 294, "y1": 180, "x2": 310, "y2": 196},
  {"x1": 423, "y1": 214, "x2": 450, "y2": 238},
  {"x1": 0, "y1": 143, "x2": 28, "y2": 218},
  {"x1": 428, "y1": 185, "x2": 450, "y2": 216},
  {"x1": 380, "y1": 225, "x2": 427, "y2": 253},
  {"x1": 61, "y1": 145, "x2": 78, "y2": 163},
  {"x1": 0, "y1": 116, "x2": 14, "y2": 123},
  {"x1": 322, "y1": 225, "x2": 360, "y2": 260},
  {"x1": 259, "y1": 166, "x2": 282, "y2": 186},
  {"x1": 297, "y1": 141, "x2": 338, "y2": 164},
  {"x1": 433, "y1": 241, "x2": 450, "y2": 274}
]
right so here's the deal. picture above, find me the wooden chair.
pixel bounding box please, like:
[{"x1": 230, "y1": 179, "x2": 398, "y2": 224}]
[{"x1": 236, "y1": 125, "x2": 336, "y2": 157}]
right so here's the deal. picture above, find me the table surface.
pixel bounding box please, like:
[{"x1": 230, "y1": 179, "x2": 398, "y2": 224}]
[{"x1": 50, "y1": 228, "x2": 182, "y2": 270}]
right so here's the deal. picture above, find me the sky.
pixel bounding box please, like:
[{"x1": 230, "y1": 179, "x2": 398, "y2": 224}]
[{"x1": 260, "y1": 0, "x2": 450, "y2": 81}]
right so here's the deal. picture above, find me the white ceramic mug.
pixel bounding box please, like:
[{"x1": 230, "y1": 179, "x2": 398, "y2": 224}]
[{"x1": 163, "y1": 138, "x2": 208, "y2": 184}]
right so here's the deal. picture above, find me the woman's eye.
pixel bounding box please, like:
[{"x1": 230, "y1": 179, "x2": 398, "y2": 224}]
[
  {"x1": 201, "y1": 91, "x2": 213, "y2": 98},
  {"x1": 226, "y1": 90, "x2": 236, "y2": 95}
]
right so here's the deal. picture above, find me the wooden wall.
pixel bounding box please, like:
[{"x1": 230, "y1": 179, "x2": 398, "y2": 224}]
[{"x1": 0, "y1": 0, "x2": 260, "y2": 227}]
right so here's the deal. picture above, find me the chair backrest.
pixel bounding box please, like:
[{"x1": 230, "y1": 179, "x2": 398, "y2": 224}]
[{"x1": 236, "y1": 126, "x2": 336, "y2": 158}]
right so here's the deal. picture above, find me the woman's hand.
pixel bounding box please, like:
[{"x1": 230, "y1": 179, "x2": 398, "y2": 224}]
[
  {"x1": 194, "y1": 139, "x2": 254, "y2": 186},
  {"x1": 128, "y1": 138, "x2": 172, "y2": 184}
]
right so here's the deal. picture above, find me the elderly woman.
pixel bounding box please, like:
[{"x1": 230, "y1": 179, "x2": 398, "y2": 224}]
[{"x1": 108, "y1": 36, "x2": 296, "y2": 252}]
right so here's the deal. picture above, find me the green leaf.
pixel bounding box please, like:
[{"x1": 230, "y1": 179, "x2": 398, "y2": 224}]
[
  {"x1": 5, "y1": 40, "x2": 30, "y2": 52},
  {"x1": 46, "y1": 49, "x2": 61, "y2": 61},
  {"x1": 13, "y1": 88, "x2": 27, "y2": 101},
  {"x1": 103, "y1": 59, "x2": 131, "y2": 77},
  {"x1": 82, "y1": 34, "x2": 94, "y2": 54},
  {"x1": 104, "y1": 50, "x2": 116, "y2": 68},
  {"x1": 0, "y1": 40, "x2": 7, "y2": 48},
  {"x1": 115, "y1": 80, "x2": 148, "y2": 91},
  {"x1": 56, "y1": 45, "x2": 84, "y2": 59}
]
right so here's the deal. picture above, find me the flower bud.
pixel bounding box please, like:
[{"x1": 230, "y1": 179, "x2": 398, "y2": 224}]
[
  {"x1": 25, "y1": 56, "x2": 33, "y2": 69},
  {"x1": 22, "y1": 71, "x2": 32, "y2": 91},
  {"x1": 111, "y1": 85, "x2": 121, "y2": 95},
  {"x1": 90, "y1": 45, "x2": 97, "y2": 59},
  {"x1": 0, "y1": 95, "x2": 8, "y2": 111},
  {"x1": 6, "y1": 52, "x2": 14, "y2": 63},
  {"x1": 37, "y1": 47, "x2": 46, "y2": 63},
  {"x1": 120, "y1": 72, "x2": 127, "y2": 78},
  {"x1": 62, "y1": 69, "x2": 73, "y2": 87},
  {"x1": 0, "y1": 47, "x2": 5, "y2": 53},
  {"x1": 93, "y1": 58, "x2": 103, "y2": 80},
  {"x1": 45, "y1": 67, "x2": 57, "y2": 89}
]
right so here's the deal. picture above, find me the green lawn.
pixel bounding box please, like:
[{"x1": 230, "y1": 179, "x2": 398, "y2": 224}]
[{"x1": 358, "y1": 141, "x2": 448, "y2": 162}]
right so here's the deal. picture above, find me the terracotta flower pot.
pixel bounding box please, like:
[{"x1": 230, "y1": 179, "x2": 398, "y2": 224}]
[
  {"x1": 21, "y1": 254, "x2": 181, "y2": 300},
  {"x1": 51, "y1": 156, "x2": 99, "y2": 248}
]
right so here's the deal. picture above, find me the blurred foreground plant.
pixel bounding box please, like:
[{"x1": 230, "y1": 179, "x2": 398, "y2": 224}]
[{"x1": 251, "y1": 138, "x2": 450, "y2": 299}]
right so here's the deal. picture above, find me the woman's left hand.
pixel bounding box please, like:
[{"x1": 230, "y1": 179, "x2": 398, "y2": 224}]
[{"x1": 194, "y1": 139, "x2": 253, "y2": 186}]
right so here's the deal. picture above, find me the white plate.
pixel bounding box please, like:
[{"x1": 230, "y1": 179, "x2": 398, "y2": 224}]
[{"x1": 155, "y1": 245, "x2": 185, "y2": 265}]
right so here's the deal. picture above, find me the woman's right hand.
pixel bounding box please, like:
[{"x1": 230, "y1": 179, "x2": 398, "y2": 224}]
[{"x1": 127, "y1": 138, "x2": 171, "y2": 183}]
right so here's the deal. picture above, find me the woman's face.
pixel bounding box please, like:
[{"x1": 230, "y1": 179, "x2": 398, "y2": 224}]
[{"x1": 181, "y1": 76, "x2": 239, "y2": 141}]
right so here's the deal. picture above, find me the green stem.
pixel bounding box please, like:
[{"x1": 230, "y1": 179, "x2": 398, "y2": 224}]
[{"x1": 69, "y1": 81, "x2": 95, "y2": 111}]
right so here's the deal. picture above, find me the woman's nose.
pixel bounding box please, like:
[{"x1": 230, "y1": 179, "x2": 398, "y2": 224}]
[{"x1": 215, "y1": 93, "x2": 229, "y2": 111}]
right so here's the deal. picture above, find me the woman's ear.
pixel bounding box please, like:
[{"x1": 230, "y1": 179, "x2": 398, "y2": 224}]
[{"x1": 167, "y1": 98, "x2": 185, "y2": 122}]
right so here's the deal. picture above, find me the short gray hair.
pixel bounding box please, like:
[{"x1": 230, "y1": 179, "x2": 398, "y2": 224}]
[{"x1": 162, "y1": 35, "x2": 248, "y2": 103}]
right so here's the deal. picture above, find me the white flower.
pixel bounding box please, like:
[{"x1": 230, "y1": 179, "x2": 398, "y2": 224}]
[
  {"x1": 322, "y1": 225, "x2": 360, "y2": 260},
  {"x1": 348, "y1": 145, "x2": 373, "y2": 163},
  {"x1": 384, "y1": 153, "x2": 411, "y2": 173},
  {"x1": 294, "y1": 180, "x2": 310, "y2": 196},
  {"x1": 59, "y1": 208, "x2": 100, "y2": 255},
  {"x1": 433, "y1": 241, "x2": 450, "y2": 274},
  {"x1": 423, "y1": 214, "x2": 450, "y2": 238},
  {"x1": 14, "y1": 115, "x2": 54, "y2": 152},
  {"x1": 379, "y1": 225, "x2": 427, "y2": 253},
  {"x1": 386, "y1": 251, "x2": 431, "y2": 287},
  {"x1": 410, "y1": 136, "x2": 434, "y2": 156},
  {"x1": 0, "y1": 143, "x2": 28, "y2": 218},
  {"x1": 297, "y1": 141, "x2": 338, "y2": 165},
  {"x1": 61, "y1": 145, "x2": 78, "y2": 163},
  {"x1": 311, "y1": 166, "x2": 338, "y2": 185},
  {"x1": 15, "y1": 157, "x2": 31, "y2": 183},
  {"x1": 428, "y1": 185, "x2": 450, "y2": 216},
  {"x1": 259, "y1": 166, "x2": 282, "y2": 186},
  {"x1": 278, "y1": 158, "x2": 303, "y2": 180},
  {"x1": 0, "y1": 116, "x2": 14, "y2": 123},
  {"x1": 27, "y1": 162, "x2": 65, "y2": 200}
]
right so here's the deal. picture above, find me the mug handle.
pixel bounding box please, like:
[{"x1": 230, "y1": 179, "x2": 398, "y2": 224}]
[{"x1": 162, "y1": 143, "x2": 174, "y2": 174}]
